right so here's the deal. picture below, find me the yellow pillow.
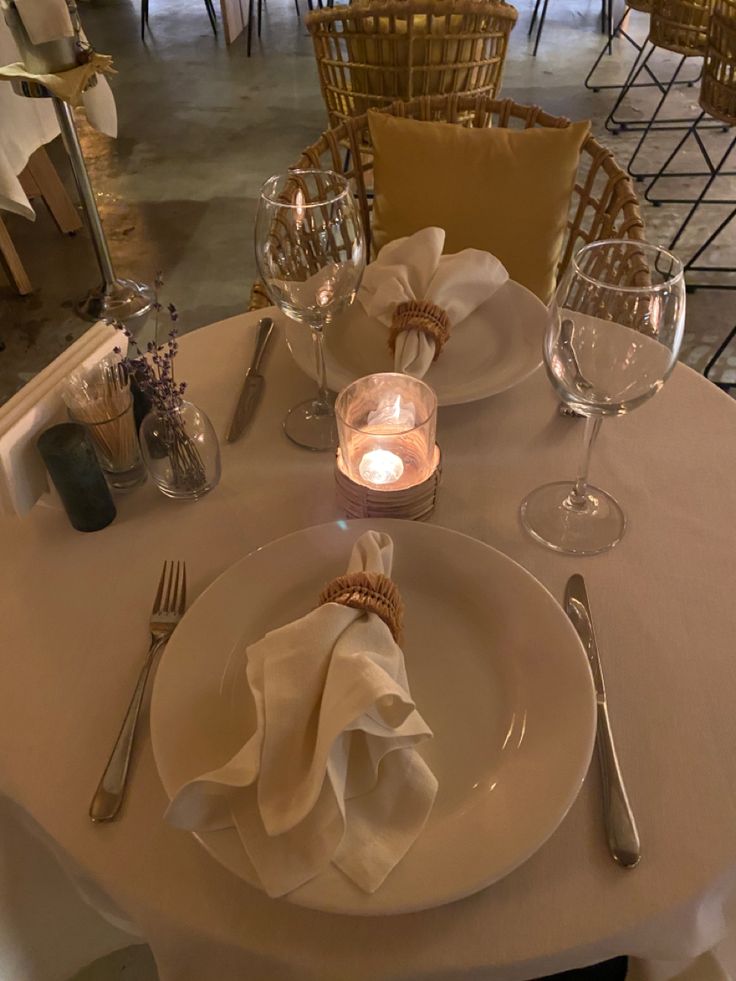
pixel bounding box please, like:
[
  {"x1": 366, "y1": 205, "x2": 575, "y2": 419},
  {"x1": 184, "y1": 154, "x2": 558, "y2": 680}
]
[{"x1": 368, "y1": 111, "x2": 591, "y2": 302}]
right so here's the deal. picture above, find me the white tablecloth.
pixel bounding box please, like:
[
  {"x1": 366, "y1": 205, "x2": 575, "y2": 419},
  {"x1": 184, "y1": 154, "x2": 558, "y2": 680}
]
[
  {"x1": 0, "y1": 15, "x2": 58, "y2": 220},
  {"x1": 3, "y1": 309, "x2": 736, "y2": 981}
]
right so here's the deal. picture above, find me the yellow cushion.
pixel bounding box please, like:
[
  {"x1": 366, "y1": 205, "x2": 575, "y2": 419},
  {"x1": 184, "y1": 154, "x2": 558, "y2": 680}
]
[{"x1": 368, "y1": 111, "x2": 591, "y2": 302}]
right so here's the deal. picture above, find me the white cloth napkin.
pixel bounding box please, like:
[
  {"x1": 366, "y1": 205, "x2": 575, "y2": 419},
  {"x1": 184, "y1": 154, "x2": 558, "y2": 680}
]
[
  {"x1": 166, "y1": 531, "x2": 438, "y2": 898},
  {"x1": 13, "y1": 0, "x2": 74, "y2": 44},
  {"x1": 0, "y1": 322, "x2": 123, "y2": 517},
  {"x1": 359, "y1": 226, "x2": 509, "y2": 378}
]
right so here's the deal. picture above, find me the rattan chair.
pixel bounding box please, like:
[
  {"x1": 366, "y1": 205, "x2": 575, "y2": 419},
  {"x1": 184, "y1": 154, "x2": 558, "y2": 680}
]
[
  {"x1": 645, "y1": 0, "x2": 735, "y2": 296},
  {"x1": 249, "y1": 94, "x2": 645, "y2": 310},
  {"x1": 622, "y1": 0, "x2": 716, "y2": 175},
  {"x1": 307, "y1": 1, "x2": 518, "y2": 130}
]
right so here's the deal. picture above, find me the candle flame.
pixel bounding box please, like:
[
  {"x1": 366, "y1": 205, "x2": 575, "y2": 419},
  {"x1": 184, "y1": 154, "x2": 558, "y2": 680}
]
[{"x1": 359, "y1": 449, "x2": 404, "y2": 486}]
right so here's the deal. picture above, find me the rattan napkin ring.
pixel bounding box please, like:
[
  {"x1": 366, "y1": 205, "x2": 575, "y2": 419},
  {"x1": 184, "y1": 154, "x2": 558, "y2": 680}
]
[
  {"x1": 318, "y1": 571, "x2": 404, "y2": 642},
  {"x1": 389, "y1": 300, "x2": 451, "y2": 362}
]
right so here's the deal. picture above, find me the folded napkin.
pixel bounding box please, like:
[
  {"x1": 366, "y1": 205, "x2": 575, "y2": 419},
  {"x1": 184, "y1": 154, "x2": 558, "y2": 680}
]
[
  {"x1": 13, "y1": 0, "x2": 74, "y2": 44},
  {"x1": 167, "y1": 530, "x2": 438, "y2": 898},
  {"x1": 0, "y1": 322, "x2": 123, "y2": 517},
  {"x1": 0, "y1": 51, "x2": 116, "y2": 109},
  {"x1": 359, "y1": 226, "x2": 509, "y2": 378}
]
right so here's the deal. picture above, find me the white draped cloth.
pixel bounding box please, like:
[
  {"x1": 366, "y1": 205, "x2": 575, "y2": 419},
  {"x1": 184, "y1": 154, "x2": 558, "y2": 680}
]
[{"x1": 2, "y1": 310, "x2": 736, "y2": 980}]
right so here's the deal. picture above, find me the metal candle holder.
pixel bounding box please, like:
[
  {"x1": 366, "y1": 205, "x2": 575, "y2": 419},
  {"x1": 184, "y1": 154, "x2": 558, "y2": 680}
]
[{"x1": 3, "y1": 0, "x2": 153, "y2": 323}]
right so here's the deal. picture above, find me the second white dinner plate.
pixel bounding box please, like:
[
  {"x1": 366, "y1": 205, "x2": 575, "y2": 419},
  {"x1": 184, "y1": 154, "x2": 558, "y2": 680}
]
[
  {"x1": 151, "y1": 519, "x2": 595, "y2": 916},
  {"x1": 284, "y1": 280, "x2": 547, "y2": 405}
]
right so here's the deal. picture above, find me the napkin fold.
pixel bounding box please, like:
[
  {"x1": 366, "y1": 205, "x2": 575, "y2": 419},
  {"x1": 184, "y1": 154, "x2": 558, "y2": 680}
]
[
  {"x1": 0, "y1": 51, "x2": 116, "y2": 109},
  {"x1": 359, "y1": 226, "x2": 509, "y2": 378},
  {"x1": 166, "y1": 530, "x2": 438, "y2": 898}
]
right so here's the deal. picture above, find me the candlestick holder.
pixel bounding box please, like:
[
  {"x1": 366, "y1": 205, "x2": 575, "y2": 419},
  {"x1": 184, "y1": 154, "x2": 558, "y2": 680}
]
[{"x1": 335, "y1": 373, "x2": 441, "y2": 520}]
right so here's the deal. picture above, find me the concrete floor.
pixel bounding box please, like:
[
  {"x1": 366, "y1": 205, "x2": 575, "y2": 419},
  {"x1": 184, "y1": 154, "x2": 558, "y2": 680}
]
[
  {"x1": 0, "y1": 0, "x2": 734, "y2": 406},
  {"x1": 0, "y1": 4, "x2": 732, "y2": 972}
]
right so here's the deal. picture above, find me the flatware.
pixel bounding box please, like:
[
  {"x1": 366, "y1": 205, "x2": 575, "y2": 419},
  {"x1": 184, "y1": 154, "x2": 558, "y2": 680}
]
[
  {"x1": 226, "y1": 317, "x2": 274, "y2": 443},
  {"x1": 90, "y1": 560, "x2": 187, "y2": 823},
  {"x1": 565, "y1": 574, "x2": 641, "y2": 868}
]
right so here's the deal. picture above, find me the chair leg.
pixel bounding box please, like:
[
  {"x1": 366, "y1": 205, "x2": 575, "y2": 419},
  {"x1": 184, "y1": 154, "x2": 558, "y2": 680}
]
[
  {"x1": 141, "y1": 0, "x2": 148, "y2": 40},
  {"x1": 528, "y1": 0, "x2": 543, "y2": 37},
  {"x1": 257, "y1": 0, "x2": 262, "y2": 39},
  {"x1": 0, "y1": 217, "x2": 32, "y2": 295},
  {"x1": 627, "y1": 55, "x2": 687, "y2": 178},
  {"x1": 20, "y1": 147, "x2": 81, "y2": 236},
  {"x1": 203, "y1": 0, "x2": 217, "y2": 35},
  {"x1": 247, "y1": 0, "x2": 254, "y2": 55},
  {"x1": 704, "y1": 324, "x2": 736, "y2": 388},
  {"x1": 293, "y1": 0, "x2": 300, "y2": 16},
  {"x1": 532, "y1": 0, "x2": 551, "y2": 56}
]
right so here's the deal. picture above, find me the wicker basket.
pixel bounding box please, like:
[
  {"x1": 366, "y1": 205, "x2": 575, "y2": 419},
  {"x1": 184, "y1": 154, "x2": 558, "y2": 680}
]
[
  {"x1": 700, "y1": 0, "x2": 736, "y2": 123},
  {"x1": 307, "y1": 0, "x2": 518, "y2": 129},
  {"x1": 649, "y1": 0, "x2": 713, "y2": 56},
  {"x1": 628, "y1": 0, "x2": 654, "y2": 13}
]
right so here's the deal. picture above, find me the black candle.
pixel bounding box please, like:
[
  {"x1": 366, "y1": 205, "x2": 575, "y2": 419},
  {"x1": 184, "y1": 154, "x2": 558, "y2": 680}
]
[{"x1": 37, "y1": 423, "x2": 117, "y2": 532}]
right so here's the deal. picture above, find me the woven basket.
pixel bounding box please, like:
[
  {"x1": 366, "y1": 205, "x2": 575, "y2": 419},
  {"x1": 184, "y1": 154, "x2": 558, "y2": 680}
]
[
  {"x1": 649, "y1": 0, "x2": 713, "y2": 56},
  {"x1": 629, "y1": 0, "x2": 654, "y2": 13},
  {"x1": 700, "y1": 0, "x2": 736, "y2": 123},
  {"x1": 307, "y1": 0, "x2": 518, "y2": 129}
]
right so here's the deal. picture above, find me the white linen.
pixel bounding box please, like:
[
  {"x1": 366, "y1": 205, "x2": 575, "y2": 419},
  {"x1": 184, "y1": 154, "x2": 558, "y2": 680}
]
[
  {"x1": 3, "y1": 309, "x2": 736, "y2": 979},
  {"x1": 358, "y1": 226, "x2": 509, "y2": 377},
  {"x1": 167, "y1": 530, "x2": 437, "y2": 897},
  {"x1": 0, "y1": 15, "x2": 117, "y2": 221},
  {"x1": 0, "y1": 15, "x2": 57, "y2": 220},
  {"x1": 13, "y1": 0, "x2": 74, "y2": 44},
  {"x1": 0, "y1": 321, "x2": 123, "y2": 517}
]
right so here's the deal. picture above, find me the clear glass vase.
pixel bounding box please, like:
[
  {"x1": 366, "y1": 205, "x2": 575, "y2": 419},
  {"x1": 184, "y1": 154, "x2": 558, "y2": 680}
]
[{"x1": 139, "y1": 401, "x2": 221, "y2": 501}]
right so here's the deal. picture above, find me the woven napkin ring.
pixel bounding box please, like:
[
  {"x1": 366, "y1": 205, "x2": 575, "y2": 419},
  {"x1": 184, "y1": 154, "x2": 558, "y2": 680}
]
[
  {"x1": 388, "y1": 300, "x2": 451, "y2": 362},
  {"x1": 318, "y1": 571, "x2": 404, "y2": 642}
]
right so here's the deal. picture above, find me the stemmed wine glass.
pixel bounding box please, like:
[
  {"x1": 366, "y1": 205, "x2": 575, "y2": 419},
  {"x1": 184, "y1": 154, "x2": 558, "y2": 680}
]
[
  {"x1": 521, "y1": 240, "x2": 686, "y2": 556},
  {"x1": 255, "y1": 170, "x2": 366, "y2": 451}
]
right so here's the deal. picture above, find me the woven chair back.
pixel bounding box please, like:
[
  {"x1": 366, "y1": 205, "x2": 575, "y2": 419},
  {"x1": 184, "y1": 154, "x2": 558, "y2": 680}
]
[
  {"x1": 307, "y1": 0, "x2": 517, "y2": 128},
  {"x1": 650, "y1": 0, "x2": 713, "y2": 56},
  {"x1": 248, "y1": 95, "x2": 645, "y2": 311},
  {"x1": 700, "y1": 0, "x2": 736, "y2": 123}
]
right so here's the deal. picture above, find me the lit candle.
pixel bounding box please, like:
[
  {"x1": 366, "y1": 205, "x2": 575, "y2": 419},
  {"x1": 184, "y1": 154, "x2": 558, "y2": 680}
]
[{"x1": 359, "y1": 448, "x2": 405, "y2": 486}]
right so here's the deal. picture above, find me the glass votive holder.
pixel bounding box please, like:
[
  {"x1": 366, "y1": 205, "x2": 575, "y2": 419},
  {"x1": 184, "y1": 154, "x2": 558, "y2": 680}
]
[
  {"x1": 37, "y1": 423, "x2": 117, "y2": 532},
  {"x1": 335, "y1": 373, "x2": 438, "y2": 491}
]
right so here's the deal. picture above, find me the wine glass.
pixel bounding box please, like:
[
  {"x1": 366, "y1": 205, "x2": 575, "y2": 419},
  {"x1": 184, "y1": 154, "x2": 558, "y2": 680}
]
[
  {"x1": 521, "y1": 240, "x2": 686, "y2": 556},
  {"x1": 255, "y1": 170, "x2": 366, "y2": 451}
]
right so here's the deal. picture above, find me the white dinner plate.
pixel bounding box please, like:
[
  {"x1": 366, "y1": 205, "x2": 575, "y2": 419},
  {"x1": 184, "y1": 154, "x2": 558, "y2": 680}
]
[
  {"x1": 151, "y1": 519, "x2": 595, "y2": 916},
  {"x1": 284, "y1": 280, "x2": 547, "y2": 406}
]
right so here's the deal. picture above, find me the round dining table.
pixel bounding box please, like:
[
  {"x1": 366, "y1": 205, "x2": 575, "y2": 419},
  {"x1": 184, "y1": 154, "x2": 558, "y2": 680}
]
[{"x1": 3, "y1": 308, "x2": 736, "y2": 981}]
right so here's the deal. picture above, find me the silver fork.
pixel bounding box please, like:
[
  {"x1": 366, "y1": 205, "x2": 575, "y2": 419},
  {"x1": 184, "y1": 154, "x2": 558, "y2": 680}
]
[{"x1": 89, "y1": 561, "x2": 187, "y2": 823}]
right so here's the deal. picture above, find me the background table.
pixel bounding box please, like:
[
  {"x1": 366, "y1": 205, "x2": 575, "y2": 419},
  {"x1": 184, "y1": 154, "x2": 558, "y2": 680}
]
[
  {"x1": 3, "y1": 309, "x2": 736, "y2": 981},
  {"x1": 0, "y1": 16, "x2": 59, "y2": 221}
]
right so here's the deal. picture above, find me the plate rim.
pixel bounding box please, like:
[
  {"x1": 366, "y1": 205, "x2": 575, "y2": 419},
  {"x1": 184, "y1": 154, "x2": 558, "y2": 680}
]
[
  {"x1": 151, "y1": 519, "x2": 596, "y2": 916},
  {"x1": 284, "y1": 280, "x2": 546, "y2": 406}
]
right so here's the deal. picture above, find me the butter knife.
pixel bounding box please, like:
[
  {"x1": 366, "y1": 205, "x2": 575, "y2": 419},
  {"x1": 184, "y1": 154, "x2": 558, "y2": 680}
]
[
  {"x1": 226, "y1": 317, "x2": 274, "y2": 443},
  {"x1": 565, "y1": 574, "x2": 641, "y2": 868}
]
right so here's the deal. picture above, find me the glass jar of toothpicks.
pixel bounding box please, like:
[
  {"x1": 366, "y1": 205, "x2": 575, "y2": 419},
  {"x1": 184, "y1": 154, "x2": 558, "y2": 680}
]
[{"x1": 63, "y1": 355, "x2": 146, "y2": 491}]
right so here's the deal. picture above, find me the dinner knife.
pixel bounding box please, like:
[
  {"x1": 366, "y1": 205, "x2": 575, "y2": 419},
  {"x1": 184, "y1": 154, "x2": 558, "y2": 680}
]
[
  {"x1": 564, "y1": 574, "x2": 641, "y2": 869},
  {"x1": 226, "y1": 317, "x2": 274, "y2": 443}
]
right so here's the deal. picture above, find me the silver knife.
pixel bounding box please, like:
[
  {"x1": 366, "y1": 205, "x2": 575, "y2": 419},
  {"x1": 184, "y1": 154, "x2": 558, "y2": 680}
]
[
  {"x1": 565, "y1": 574, "x2": 641, "y2": 869},
  {"x1": 226, "y1": 317, "x2": 274, "y2": 443}
]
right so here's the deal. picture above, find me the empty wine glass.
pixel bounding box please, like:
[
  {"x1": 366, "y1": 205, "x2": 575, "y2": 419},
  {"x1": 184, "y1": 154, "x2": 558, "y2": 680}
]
[
  {"x1": 255, "y1": 170, "x2": 366, "y2": 451},
  {"x1": 521, "y1": 240, "x2": 686, "y2": 556}
]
